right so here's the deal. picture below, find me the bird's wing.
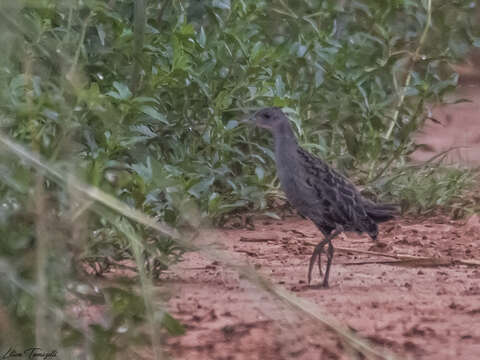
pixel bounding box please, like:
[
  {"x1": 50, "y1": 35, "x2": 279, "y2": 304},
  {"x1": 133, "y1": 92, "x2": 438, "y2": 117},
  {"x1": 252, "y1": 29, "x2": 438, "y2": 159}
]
[{"x1": 295, "y1": 147, "x2": 371, "y2": 230}]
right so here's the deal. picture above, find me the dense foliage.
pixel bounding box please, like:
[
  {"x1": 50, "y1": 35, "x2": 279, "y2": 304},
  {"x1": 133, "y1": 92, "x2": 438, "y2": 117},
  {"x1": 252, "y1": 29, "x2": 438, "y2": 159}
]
[{"x1": 0, "y1": 0, "x2": 479, "y2": 357}]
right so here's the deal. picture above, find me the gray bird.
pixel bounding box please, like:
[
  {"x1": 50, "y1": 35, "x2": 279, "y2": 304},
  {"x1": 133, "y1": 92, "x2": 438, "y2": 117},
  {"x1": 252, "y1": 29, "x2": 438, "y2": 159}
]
[{"x1": 252, "y1": 107, "x2": 398, "y2": 287}]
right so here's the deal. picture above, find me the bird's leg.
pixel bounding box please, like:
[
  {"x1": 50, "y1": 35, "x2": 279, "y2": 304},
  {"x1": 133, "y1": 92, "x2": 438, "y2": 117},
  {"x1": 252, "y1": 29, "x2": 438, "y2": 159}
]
[
  {"x1": 317, "y1": 250, "x2": 323, "y2": 276},
  {"x1": 308, "y1": 237, "x2": 329, "y2": 285},
  {"x1": 308, "y1": 228, "x2": 342, "y2": 287},
  {"x1": 316, "y1": 238, "x2": 330, "y2": 276},
  {"x1": 322, "y1": 240, "x2": 335, "y2": 288}
]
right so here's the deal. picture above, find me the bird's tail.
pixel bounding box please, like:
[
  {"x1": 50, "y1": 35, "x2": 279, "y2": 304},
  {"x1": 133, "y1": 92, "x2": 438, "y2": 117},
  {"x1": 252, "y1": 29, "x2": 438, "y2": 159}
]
[{"x1": 364, "y1": 202, "x2": 399, "y2": 223}]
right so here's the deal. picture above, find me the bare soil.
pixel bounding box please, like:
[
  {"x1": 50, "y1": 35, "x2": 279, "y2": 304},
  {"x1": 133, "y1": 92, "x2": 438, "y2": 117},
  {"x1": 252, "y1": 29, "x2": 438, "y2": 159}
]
[
  {"x1": 411, "y1": 85, "x2": 480, "y2": 166},
  {"x1": 165, "y1": 214, "x2": 480, "y2": 360}
]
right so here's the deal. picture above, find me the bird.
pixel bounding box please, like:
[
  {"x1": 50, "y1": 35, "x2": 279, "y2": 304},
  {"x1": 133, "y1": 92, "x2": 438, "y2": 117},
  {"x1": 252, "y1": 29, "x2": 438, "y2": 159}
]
[{"x1": 252, "y1": 107, "x2": 398, "y2": 287}]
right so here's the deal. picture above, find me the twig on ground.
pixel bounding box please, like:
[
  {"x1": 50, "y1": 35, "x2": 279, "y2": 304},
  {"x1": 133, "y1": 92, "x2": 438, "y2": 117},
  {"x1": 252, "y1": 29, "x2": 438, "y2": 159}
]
[
  {"x1": 304, "y1": 242, "x2": 480, "y2": 267},
  {"x1": 240, "y1": 236, "x2": 278, "y2": 243},
  {"x1": 235, "y1": 249, "x2": 258, "y2": 257},
  {"x1": 457, "y1": 259, "x2": 480, "y2": 266},
  {"x1": 342, "y1": 258, "x2": 452, "y2": 267},
  {"x1": 335, "y1": 246, "x2": 429, "y2": 260}
]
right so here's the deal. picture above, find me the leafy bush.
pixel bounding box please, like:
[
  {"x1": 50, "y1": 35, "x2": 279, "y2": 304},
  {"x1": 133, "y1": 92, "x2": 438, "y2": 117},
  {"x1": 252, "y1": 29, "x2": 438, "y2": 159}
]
[{"x1": 0, "y1": 0, "x2": 479, "y2": 356}]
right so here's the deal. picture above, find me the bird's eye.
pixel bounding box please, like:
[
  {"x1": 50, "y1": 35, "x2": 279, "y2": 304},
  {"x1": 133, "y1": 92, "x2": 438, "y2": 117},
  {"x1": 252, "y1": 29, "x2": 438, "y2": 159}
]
[{"x1": 263, "y1": 113, "x2": 271, "y2": 119}]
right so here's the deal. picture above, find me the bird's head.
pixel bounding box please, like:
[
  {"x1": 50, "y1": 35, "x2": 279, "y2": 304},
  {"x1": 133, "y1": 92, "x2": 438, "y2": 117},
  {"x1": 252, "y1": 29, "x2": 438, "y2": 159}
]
[{"x1": 253, "y1": 107, "x2": 288, "y2": 131}]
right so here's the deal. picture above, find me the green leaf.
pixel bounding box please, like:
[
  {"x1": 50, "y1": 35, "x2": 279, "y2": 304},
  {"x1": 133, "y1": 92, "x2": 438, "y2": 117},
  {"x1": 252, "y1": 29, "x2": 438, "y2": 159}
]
[
  {"x1": 198, "y1": 26, "x2": 206, "y2": 47},
  {"x1": 133, "y1": 97, "x2": 160, "y2": 104},
  {"x1": 106, "y1": 82, "x2": 132, "y2": 100},
  {"x1": 188, "y1": 177, "x2": 215, "y2": 198},
  {"x1": 131, "y1": 125, "x2": 157, "y2": 138},
  {"x1": 225, "y1": 120, "x2": 238, "y2": 130},
  {"x1": 208, "y1": 192, "x2": 221, "y2": 213},
  {"x1": 140, "y1": 106, "x2": 169, "y2": 125},
  {"x1": 162, "y1": 312, "x2": 185, "y2": 336},
  {"x1": 178, "y1": 23, "x2": 195, "y2": 36},
  {"x1": 212, "y1": 0, "x2": 231, "y2": 10},
  {"x1": 105, "y1": 287, "x2": 146, "y2": 318},
  {"x1": 342, "y1": 126, "x2": 359, "y2": 156},
  {"x1": 255, "y1": 166, "x2": 265, "y2": 181},
  {"x1": 130, "y1": 157, "x2": 153, "y2": 182},
  {"x1": 96, "y1": 24, "x2": 106, "y2": 46},
  {"x1": 275, "y1": 75, "x2": 285, "y2": 96},
  {"x1": 315, "y1": 68, "x2": 324, "y2": 87}
]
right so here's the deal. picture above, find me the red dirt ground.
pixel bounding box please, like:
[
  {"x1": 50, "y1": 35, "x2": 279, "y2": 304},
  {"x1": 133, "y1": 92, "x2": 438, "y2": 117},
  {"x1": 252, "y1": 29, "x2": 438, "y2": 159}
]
[
  {"x1": 411, "y1": 85, "x2": 480, "y2": 166},
  {"x1": 165, "y1": 214, "x2": 480, "y2": 360}
]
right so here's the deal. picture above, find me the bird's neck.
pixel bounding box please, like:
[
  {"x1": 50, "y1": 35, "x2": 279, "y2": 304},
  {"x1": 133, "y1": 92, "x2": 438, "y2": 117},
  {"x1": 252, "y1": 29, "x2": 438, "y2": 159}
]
[
  {"x1": 273, "y1": 121, "x2": 298, "y2": 151},
  {"x1": 272, "y1": 121, "x2": 299, "y2": 185}
]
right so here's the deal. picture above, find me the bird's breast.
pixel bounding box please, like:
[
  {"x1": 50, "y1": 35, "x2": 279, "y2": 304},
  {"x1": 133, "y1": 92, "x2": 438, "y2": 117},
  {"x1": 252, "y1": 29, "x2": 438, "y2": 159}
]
[
  {"x1": 275, "y1": 152, "x2": 315, "y2": 209},
  {"x1": 275, "y1": 151, "x2": 297, "y2": 192}
]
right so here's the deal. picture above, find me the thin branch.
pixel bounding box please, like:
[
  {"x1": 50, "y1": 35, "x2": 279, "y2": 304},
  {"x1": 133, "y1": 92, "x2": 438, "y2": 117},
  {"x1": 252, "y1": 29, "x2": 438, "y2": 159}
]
[
  {"x1": 342, "y1": 258, "x2": 480, "y2": 267},
  {"x1": 342, "y1": 258, "x2": 451, "y2": 266},
  {"x1": 68, "y1": 14, "x2": 92, "y2": 80},
  {"x1": 384, "y1": 0, "x2": 432, "y2": 139},
  {"x1": 130, "y1": 0, "x2": 146, "y2": 92},
  {"x1": 157, "y1": 0, "x2": 171, "y2": 24}
]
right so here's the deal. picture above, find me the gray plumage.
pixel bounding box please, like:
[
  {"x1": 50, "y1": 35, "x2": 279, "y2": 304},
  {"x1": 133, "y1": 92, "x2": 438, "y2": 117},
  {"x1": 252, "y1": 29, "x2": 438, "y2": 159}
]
[{"x1": 253, "y1": 107, "x2": 398, "y2": 287}]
